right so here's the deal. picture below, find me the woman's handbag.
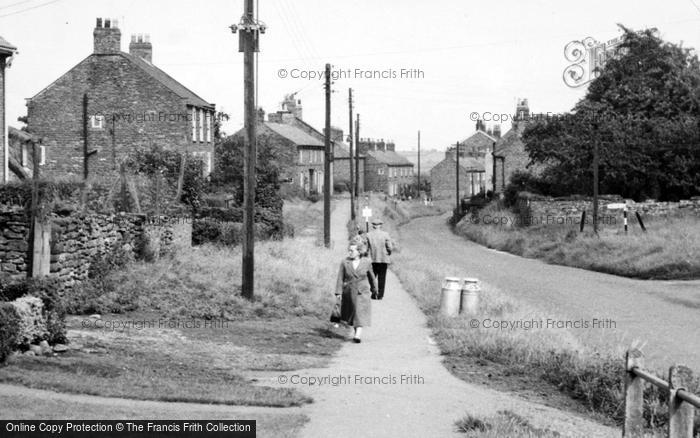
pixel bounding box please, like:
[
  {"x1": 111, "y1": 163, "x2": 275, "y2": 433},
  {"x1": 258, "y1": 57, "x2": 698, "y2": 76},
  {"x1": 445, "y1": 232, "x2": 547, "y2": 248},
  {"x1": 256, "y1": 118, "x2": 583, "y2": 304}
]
[{"x1": 330, "y1": 294, "x2": 342, "y2": 323}]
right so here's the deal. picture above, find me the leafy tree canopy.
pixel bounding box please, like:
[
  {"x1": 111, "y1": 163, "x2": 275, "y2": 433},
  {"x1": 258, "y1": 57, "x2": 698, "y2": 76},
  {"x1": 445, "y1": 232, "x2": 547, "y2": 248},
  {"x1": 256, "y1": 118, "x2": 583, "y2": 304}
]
[{"x1": 523, "y1": 26, "x2": 700, "y2": 201}]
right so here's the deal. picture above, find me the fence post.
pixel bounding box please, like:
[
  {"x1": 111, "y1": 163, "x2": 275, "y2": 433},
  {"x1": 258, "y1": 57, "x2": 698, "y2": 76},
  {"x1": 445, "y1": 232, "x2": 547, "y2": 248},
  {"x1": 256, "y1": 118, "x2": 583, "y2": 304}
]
[
  {"x1": 668, "y1": 365, "x2": 694, "y2": 438},
  {"x1": 623, "y1": 349, "x2": 645, "y2": 438}
]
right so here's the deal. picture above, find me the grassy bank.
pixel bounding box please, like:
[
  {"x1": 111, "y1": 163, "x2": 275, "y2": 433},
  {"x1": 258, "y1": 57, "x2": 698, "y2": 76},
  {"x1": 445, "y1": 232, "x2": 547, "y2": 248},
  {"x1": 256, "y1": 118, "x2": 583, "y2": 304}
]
[
  {"x1": 454, "y1": 203, "x2": 700, "y2": 280},
  {"x1": 0, "y1": 199, "x2": 346, "y2": 413},
  {"x1": 371, "y1": 195, "x2": 699, "y2": 435}
]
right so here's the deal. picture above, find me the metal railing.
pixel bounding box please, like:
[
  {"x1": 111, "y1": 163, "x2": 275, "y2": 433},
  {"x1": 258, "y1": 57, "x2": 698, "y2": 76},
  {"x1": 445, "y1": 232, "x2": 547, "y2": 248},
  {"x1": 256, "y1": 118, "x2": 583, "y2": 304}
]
[{"x1": 623, "y1": 349, "x2": 699, "y2": 438}]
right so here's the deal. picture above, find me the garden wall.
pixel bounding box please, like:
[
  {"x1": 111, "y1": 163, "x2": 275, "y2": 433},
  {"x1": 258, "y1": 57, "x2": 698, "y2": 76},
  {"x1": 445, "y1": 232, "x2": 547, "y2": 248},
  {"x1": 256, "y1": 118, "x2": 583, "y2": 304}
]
[
  {"x1": 0, "y1": 206, "x2": 191, "y2": 294},
  {"x1": 516, "y1": 193, "x2": 700, "y2": 226}
]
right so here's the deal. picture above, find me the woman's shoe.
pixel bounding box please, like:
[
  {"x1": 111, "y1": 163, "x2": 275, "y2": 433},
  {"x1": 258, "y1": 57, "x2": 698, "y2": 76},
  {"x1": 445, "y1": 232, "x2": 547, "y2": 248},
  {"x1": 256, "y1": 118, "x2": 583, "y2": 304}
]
[{"x1": 353, "y1": 338, "x2": 361, "y2": 343}]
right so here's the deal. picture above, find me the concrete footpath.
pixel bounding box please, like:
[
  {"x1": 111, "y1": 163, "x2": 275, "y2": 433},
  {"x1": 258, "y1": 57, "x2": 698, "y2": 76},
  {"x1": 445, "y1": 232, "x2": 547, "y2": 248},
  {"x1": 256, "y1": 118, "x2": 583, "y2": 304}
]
[{"x1": 283, "y1": 199, "x2": 616, "y2": 438}]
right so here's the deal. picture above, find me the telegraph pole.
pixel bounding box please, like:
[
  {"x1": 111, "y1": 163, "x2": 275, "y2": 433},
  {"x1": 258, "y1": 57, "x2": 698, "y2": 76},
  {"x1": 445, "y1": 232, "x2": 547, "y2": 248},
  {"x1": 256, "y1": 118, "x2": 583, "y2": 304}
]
[
  {"x1": 455, "y1": 141, "x2": 460, "y2": 213},
  {"x1": 231, "y1": 0, "x2": 262, "y2": 299},
  {"x1": 417, "y1": 130, "x2": 421, "y2": 195},
  {"x1": 592, "y1": 128, "x2": 599, "y2": 234},
  {"x1": 348, "y1": 88, "x2": 355, "y2": 220},
  {"x1": 324, "y1": 63, "x2": 332, "y2": 248},
  {"x1": 355, "y1": 113, "x2": 360, "y2": 197}
]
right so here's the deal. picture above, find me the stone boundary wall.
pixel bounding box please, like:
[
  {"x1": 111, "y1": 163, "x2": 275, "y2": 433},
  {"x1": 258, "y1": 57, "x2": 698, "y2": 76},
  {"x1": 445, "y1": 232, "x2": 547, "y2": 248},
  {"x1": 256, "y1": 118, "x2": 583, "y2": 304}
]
[
  {"x1": 0, "y1": 206, "x2": 192, "y2": 293},
  {"x1": 516, "y1": 193, "x2": 700, "y2": 226},
  {"x1": 0, "y1": 206, "x2": 31, "y2": 282}
]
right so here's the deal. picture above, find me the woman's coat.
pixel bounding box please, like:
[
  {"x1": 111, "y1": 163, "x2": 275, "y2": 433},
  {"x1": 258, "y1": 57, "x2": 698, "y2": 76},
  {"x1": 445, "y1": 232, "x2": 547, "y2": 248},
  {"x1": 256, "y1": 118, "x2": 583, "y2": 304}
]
[{"x1": 335, "y1": 257, "x2": 377, "y2": 327}]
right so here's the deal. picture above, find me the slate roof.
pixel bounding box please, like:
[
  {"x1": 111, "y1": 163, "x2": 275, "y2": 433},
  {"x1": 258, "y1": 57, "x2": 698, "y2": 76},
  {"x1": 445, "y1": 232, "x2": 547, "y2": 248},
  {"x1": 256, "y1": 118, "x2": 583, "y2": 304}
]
[
  {"x1": 265, "y1": 122, "x2": 324, "y2": 146},
  {"x1": 493, "y1": 125, "x2": 525, "y2": 157},
  {"x1": 123, "y1": 53, "x2": 213, "y2": 109},
  {"x1": 30, "y1": 51, "x2": 214, "y2": 109},
  {"x1": 0, "y1": 35, "x2": 16, "y2": 55},
  {"x1": 455, "y1": 130, "x2": 497, "y2": 155},
  {"x1": 367, "y1": 150, "x2": 414, "y2": 166}
]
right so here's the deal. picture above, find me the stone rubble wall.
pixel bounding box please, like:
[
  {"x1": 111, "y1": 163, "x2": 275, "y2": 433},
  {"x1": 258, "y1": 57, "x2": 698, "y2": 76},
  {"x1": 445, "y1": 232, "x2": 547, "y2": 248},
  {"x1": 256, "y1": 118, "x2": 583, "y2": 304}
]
[
  {"x1": 0, "y1": 205, "x2": 192, "y2": 293},
  {"x1": 516, "y1": 193, "x2": 700, "y2": 226}
]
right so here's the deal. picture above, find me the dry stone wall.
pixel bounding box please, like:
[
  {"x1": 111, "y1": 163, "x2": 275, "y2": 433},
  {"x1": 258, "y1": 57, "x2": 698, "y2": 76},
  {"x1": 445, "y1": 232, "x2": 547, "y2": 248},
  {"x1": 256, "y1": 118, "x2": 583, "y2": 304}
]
[
  {"x1": 0, "y1": 206, "x2": 191, "y2": 294},
  {"x1": 516, "y1": 193, "x2": 700, "y2": 226}
]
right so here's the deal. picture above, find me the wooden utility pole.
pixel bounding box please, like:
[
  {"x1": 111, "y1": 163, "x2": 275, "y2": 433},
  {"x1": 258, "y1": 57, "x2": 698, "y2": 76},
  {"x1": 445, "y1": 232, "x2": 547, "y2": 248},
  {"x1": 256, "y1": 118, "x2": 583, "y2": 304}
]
[
  {"x1": 592, "y1": 134, "x2": 599, "y2": 234},
  {"x1": 324, "y1": 63, "x2": 332, "y2": 248},
  {"x1": 234, "y1": 0, "x2": 261, "y2": 299},
  {"x1": 417, "y1": 130, "x2": 421, "y2": 194},
  {"x1": 348, "y1": 88, "x2": 355, "y2": 220},
  {"x1": 455, "y1": 142, "x2": 460, "y2": 213},
  {"x1": 355, "y1": 113, "x2": 360, "y2": 197}
]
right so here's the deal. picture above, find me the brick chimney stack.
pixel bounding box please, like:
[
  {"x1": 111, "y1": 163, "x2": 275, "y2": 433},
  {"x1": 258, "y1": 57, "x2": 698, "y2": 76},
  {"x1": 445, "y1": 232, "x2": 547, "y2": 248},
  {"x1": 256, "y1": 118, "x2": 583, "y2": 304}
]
[
  {"x1": 94, "y1": 18, "x2": 121, "y2": 54},
  {"x1": 493, "y1": 124, "x2": 502, "y2": 138},
  {"x1": 129, "y1": 34, "x2": 152, "y2": 62},
  {"x1": 386, "y1": 141, "x2": 395, "y2": 152},
  {"x1": 377, "y1": 138, "x2": 386, "y2": 152}
]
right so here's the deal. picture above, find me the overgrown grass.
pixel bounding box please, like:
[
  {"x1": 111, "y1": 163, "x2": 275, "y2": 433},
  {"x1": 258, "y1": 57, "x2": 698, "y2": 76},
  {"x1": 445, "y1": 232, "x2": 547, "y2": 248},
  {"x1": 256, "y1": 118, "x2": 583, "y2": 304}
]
[
  {"x1": 454, "y1": 203, "x2": 700, "y2": 280},
  {"x1": 455, "y1": 411, "x2": 561, "y2": 437},
  {"x1": 373, "y1": 195, "x2": 700, "y2": 435},
  {"x1": 65, "y1": 238, "x2": 337, "y2": 320},
  {"x1": 2, "y1": 198, "x2": 348, "y2": 409}
]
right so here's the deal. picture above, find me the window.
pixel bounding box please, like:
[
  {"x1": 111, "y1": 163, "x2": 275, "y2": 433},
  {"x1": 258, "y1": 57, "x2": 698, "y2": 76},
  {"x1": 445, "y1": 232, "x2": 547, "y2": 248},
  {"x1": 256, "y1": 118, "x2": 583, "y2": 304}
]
[
  {"x1": 90, "y1": 115, "x2": 105, "y2": 129},
  {"x1": 378, "y1": 168, "x2": 384, "y2": 175},
  {"x1": 205, "y1": 152, "x2": 212, "y2": 176},
  {"x1": 39, "y1": 146, "x2": 46, "y2": 166},
  {"x1": 299, "y1": 150, "x2": 303, "y2": 163},
  {"x1": 205, "y1": 112, "x2": 212, "y2": 142},
  {"x1": 198, "y1": 109, "x2": 204, "y2": 142},
  {"x1": 21, "y1": 144, "x2": 28, "y2": 167},
  {"x1": 191, "y1": 107, "x2": 196, "y2": 140}
]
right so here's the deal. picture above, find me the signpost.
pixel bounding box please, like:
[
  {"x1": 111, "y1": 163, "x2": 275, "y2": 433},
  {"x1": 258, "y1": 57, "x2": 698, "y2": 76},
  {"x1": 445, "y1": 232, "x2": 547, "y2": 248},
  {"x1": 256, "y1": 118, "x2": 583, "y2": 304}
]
[
  {"x1": 362, "y1": 206, "x2": 372, "y2": 233},
  {"x1": 607, "y1": 202, "x2": 628, "y2": 234}
]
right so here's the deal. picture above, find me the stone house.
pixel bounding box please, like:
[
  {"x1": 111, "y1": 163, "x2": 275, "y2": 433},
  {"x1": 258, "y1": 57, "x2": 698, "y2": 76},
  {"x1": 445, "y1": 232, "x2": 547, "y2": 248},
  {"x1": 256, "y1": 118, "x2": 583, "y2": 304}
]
[
  {"x1": 430, "y1": 150, "x2": 485, "y2": 200},
  {"x1": 358, "y1": 138, "x2": 414, "y2": 196},
  {"x1": 492, "y1": 99, "x2": 539, "y2": 193},
  {"x1": 1, "y1": 35, "x2": 17, "y2": 184},
  {"x1": 230, "y1": 108, "x2": 325, "y2": 195},
  {"x1": 26, "y1": 18, "x2": 216, "y2": 180},
  {"x1": 429, "y1": 124, "x2": 496, "y2": 200},
  {"x1": 266, "y1": 95, "x2": 366, "y2": 193}
]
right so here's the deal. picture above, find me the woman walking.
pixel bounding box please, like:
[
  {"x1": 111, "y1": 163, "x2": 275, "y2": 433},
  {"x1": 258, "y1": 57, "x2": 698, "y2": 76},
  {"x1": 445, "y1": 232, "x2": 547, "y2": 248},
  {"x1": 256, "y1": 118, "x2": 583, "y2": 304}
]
[{"x1": 335, "y1": 241, "x2": 377, "y2": 343}]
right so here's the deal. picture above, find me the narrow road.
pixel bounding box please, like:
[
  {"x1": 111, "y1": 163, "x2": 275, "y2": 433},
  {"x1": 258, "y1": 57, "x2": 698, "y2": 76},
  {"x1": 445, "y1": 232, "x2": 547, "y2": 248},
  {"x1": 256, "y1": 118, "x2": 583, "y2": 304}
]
[
  {"x1": 288, "y1": 199, "x2": 616, "y2": 438},
  {"x1": 401, "y1": 214, "x2": 700, "y2": 370}
]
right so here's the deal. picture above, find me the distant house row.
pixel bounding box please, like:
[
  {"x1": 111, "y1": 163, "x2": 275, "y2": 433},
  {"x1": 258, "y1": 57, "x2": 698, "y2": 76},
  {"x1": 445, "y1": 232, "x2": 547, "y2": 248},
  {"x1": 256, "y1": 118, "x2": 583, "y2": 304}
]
[
  {"x1": 430, "y1": 99, "x2": 534, "y2": 200},
  {"x1": 2, "y1": 18, "x2": 414, "y2": 198},
  {"x1": 232, "y1": 94, "x2": 414, "y2": 197}
]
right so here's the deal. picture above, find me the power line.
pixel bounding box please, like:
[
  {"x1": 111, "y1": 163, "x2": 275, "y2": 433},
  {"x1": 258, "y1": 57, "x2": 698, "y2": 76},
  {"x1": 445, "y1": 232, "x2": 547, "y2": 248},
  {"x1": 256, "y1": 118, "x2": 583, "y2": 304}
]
[
  {"x1": 0, "y1": 0, "x2": 32, "y2": 11},
  {"x1": 0, "y1": 0, "x2": 60, "y2": 18}
]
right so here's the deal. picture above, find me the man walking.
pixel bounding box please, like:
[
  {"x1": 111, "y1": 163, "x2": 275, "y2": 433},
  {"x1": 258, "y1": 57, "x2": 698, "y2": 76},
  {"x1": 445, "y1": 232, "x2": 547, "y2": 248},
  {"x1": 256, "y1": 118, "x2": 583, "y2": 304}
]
[{"x1": 366, "y1": 218, "x2": 393, "y2": 300}]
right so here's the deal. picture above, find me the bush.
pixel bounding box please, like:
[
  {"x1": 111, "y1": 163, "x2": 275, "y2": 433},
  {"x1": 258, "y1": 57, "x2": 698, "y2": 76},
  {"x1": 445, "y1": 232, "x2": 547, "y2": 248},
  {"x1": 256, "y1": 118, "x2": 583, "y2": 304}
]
[
  {"x1": 333, "y1": 180, "x2": 350, "y2": 193},
  {"x1": 0, "y1": 303, "x2": 20, "y2": 364},
  {"x1": 307, "y1": 191, "x2": 320, "y2": 203},
  {"x1": 0, "y1": 277, "x2": 67, "y2": 344},
  {"x1": 11, "y1": 296, "x2": 48, "y2": 346},
  {"x1": 192, "y1": 219, "x2": 274, "y2": 246}
]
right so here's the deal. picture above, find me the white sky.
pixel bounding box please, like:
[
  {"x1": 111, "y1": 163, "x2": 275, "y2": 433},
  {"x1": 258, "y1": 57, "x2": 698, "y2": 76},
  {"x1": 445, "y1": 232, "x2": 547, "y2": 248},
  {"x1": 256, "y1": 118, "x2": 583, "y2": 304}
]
[{"x1": 2, "y1": 0, "x2": 700, "y2": 151}]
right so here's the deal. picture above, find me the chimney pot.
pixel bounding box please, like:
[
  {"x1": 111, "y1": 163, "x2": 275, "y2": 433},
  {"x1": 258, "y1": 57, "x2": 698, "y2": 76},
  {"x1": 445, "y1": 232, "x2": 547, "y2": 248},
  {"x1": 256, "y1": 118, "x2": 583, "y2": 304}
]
[{"x1": 94, "y1": 17, "x2": 121, "y2": 54}]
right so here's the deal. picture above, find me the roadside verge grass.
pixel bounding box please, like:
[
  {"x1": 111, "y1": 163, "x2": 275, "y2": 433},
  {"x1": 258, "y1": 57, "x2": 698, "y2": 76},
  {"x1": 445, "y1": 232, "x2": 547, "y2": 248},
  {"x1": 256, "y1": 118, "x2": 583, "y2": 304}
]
[
  {"x1": 0, "y1": 199, "x2": 346, "y2": 411},
  {"x1": 454, "y1": 203, "x2": 700, "y2": 280},
  {"x1": 372, "y1": 195, "x2": 699, "y2": 434}
]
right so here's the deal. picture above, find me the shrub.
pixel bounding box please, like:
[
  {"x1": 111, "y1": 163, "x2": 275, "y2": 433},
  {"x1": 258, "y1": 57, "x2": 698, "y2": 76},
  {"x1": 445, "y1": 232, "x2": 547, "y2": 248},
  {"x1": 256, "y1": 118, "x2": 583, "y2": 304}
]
[
  {"x1": 0, "y1": 303, "x2": 20, "y2": 364},
  {"x1": 11, "y1": 296, "x2": 48, "y2": 346},
  {"x1": 307, "y1": 191, "x2": 320, "y2": 203},
  {"x1": 0, "y1": 277, "x2": 67, "y2": 344},
  {"x1": 333, "y1": 180, "x2": 350, "y2": 193}
]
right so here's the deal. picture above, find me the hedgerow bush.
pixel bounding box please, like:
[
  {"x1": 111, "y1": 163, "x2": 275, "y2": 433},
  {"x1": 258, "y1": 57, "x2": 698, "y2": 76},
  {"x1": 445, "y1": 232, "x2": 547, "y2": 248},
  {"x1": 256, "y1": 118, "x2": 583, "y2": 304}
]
[
  {"x1": 0, "y1": 303, "x2": 20, "y2": 364},
  {"x1": 0, "y1": 277, "x2": 67, "y2": 347}
]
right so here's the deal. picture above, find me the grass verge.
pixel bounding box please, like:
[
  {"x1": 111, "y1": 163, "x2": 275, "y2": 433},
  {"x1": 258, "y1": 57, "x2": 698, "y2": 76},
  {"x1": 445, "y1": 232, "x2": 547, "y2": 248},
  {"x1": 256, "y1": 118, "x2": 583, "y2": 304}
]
[
  {"x1": 454, "y1": 203, "x2": 700, "y2": 280},
  {"x1": 370, "y1": 195, "x2": 699, "y2": 435},
  {"x1": 0, "y1": 198, "x2": 347, "y2": 411}
]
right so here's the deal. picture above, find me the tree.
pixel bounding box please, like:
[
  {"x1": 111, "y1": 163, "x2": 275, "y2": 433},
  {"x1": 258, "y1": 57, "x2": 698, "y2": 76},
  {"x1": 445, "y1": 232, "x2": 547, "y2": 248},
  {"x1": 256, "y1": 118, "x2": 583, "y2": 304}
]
[{"x1": 523, "y1": 26, "x2": 700, "y2": 201}]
